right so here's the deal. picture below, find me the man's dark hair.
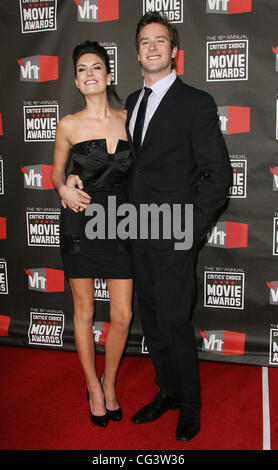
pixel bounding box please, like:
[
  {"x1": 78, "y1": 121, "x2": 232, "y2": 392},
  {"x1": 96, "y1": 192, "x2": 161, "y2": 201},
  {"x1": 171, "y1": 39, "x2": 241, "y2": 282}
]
[{"x1": 135, "y1": 12, "x2": 180, "y2": 69}]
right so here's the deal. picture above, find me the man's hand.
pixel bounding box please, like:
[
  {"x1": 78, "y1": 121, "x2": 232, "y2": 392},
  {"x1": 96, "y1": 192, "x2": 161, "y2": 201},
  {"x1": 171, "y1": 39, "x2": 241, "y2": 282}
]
[{"x1": 66, "y1": 174, "x2": 84, "y2": 189}]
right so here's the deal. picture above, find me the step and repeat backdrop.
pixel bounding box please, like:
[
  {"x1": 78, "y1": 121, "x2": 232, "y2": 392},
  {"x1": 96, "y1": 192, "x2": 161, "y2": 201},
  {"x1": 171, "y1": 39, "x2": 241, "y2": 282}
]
[{"x1": 0, "y1": 0, "x2": 278, "y2": 367}]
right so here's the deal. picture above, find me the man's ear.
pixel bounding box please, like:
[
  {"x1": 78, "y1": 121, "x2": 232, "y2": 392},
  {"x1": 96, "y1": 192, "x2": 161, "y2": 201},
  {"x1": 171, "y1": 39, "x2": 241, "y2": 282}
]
[{"x1": 171, "y1": 45, "x2": 178, "y2": 59}]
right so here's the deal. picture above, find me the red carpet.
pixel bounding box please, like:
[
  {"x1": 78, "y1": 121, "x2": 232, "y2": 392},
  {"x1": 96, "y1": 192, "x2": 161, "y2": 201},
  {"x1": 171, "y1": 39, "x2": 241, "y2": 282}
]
[{"x1": 0, "y1": 346, "x2": 277, "y2": 451}]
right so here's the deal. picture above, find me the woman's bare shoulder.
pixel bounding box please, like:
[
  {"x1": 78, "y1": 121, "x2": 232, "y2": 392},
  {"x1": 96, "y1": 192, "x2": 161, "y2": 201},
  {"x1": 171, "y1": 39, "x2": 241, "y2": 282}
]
[
  {"x1": 58, "y1": 113, "x2": 80, "y2": 129},
  {"x1": 56, "y1": 112, "x2": 84, "y2": 140}
]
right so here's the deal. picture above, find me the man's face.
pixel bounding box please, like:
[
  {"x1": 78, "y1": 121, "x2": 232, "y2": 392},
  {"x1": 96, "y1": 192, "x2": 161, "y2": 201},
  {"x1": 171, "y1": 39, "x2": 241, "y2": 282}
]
[{"x1": 137, "y1": 22, "x2": 177, "y2": 80}]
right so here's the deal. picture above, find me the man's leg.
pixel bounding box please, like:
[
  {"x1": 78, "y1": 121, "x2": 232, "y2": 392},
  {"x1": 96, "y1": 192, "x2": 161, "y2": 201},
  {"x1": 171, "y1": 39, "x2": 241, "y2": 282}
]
[
  {"x1": 150, "y1": 244, "x2": 200, "y2": 406},
  {"x1": 131, "y1": 241, "x2": 172, "y2": 395}
]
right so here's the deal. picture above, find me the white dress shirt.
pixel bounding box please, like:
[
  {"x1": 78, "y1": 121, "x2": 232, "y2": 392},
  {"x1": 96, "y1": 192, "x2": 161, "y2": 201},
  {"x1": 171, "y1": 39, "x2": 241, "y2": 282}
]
[{"x1": 129, "y1": 70, "x2": 177, "y2": 144}]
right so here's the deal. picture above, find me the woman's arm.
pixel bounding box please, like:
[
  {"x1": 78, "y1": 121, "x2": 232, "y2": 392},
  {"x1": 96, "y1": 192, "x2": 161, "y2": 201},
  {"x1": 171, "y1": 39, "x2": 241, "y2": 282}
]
[{"x1": 51, "y1": 117, "x2": 91, "y2": 212}]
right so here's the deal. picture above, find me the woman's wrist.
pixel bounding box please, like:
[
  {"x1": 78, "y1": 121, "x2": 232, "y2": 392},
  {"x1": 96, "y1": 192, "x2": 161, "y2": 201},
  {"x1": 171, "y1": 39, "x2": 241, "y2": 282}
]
[{"x1": 58, "y1": 183, "x2": 67, "y2": 198}]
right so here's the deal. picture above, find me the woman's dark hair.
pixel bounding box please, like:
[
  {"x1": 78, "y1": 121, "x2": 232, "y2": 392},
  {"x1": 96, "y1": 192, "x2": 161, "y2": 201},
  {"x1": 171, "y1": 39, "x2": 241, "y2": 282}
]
[
  {"x1": 72, "y1": 40, "x2": 122, "y2": 104},
  {"x1": 135, "y1": 12, "x2": 180, "y2": 69}
]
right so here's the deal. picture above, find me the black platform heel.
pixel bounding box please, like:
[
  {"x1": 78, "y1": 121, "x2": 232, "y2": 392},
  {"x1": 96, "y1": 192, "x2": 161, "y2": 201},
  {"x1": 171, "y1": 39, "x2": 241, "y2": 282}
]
[
  {"x1": 100, "y1": 376, "x2": 122, "y2": 421},
  {"x1": 106, "y1": 406, "x2": 122, "y2": 421},
  {"x1": 86, "y1": 388, "x2": 108, "y2": 427}
]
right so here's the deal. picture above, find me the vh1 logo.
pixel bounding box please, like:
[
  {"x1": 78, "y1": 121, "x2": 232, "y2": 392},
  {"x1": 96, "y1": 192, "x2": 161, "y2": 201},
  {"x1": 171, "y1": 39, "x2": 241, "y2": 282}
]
[
  {"x1": 74, "y1": 0, "x2": 119, "y2": 22},
  {"x1": 175, "y1": 49, "x2": 184, "y2": 75},
  {"x1": 21, "y1": 164, "x2": 54, "y2": 190},
  {"x1": 0, "y1": 314, "x2": 10, "y2": 336},
  {"x1": 267, "y1": 281, "x2": 278, "y2": 306},
  {"x1": 207, "y1": 221, "x2": 248, "y2": 248},
  {"x1": 218, "y1": 106, "x2": 250, "y2": 134},
  {"x1": 25, "y1": 268, "x2": 64, "y2": 292},
  {"x1": 270, "y1": 167, "x2": 278, "y2": 191},
  {"x1": 18, "y1": 56, "x2": 58, "y2": 82},
  {"x1": 0, "y1": 217, "x2": 6, "y2": 239},
  {"x1": 272, "y1": 46, "x2": 278, "y2": 72},
  {"x1": 93, "y1": 321, "x2": 110, "y2": 344},
  {"x1": 200, "y1": 329, "x2": 246, "y2": 355},
  {"x1": 206, "y1": 0, "x2": 252, "y2": 14}
]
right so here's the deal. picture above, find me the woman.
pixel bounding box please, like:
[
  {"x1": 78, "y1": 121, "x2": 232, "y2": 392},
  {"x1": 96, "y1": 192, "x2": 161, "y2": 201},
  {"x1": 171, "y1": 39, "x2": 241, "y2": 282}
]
[{"x1": 51, "y1": 41, "x2": 133, "y2": 427}]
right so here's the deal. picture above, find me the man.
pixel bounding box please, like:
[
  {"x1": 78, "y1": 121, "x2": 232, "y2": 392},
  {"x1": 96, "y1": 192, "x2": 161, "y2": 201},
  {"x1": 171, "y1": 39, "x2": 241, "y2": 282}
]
[
  {"x1": 65, "y1": 12, "x2": 232, "y2": 442},
  {"x1": 124, "y1": 12, "x2": 232, "y2": 442}
]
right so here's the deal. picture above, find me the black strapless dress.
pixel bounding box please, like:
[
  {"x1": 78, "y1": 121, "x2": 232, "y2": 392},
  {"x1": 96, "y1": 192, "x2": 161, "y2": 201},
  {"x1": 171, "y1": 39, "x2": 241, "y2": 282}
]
[{"x1": 60, "y1": 139, "x2": 133, "y2": 279}]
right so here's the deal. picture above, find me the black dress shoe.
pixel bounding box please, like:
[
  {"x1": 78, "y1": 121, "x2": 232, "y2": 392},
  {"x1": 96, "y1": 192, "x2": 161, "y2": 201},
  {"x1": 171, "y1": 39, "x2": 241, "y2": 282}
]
[
  {"x1": 86, "y1": 389, "x2": 108, "y2": 427},
  {"x1": 131, "y1": 392, "x2": 179, "y2": 424},
  {"x1": 176, "y1": 404, "x2": 200, "y2": 442},
  {"x1": 106, "y1": 407, "x2": 122, "y2": 421}
]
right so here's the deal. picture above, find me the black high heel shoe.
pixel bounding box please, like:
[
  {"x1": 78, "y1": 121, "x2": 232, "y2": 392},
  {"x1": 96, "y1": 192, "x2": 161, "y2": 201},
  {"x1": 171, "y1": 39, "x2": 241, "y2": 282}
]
[
  {"x1": 106, "y1": 406, "x2": 122, "y2": 421},
  {"x1": 100, "y1": 376, "x2": 122, "y2": 422},
  {"x1": 86, "y1": 388, "x2": 108, "y2": 427}
]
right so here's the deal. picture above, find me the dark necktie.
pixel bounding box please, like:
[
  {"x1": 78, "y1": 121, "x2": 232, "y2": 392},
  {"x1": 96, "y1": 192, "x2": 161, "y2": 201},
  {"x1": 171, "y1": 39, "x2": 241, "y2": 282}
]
[{"x1": 133, "y1": 87, "x2": 152, "y2": 154}]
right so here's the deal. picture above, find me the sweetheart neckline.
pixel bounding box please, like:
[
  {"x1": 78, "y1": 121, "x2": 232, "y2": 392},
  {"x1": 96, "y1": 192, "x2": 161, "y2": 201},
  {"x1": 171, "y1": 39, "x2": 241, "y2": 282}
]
[{"x1": 71, "y1": 138, "x2": 129, "y2": 155}]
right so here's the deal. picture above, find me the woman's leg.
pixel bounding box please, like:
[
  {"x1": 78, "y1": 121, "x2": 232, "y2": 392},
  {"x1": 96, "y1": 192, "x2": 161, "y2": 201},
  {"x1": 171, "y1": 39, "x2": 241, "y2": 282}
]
[
  {"x1": 69, "y1": 277, "x2": 105, "y2": 416},
  {"x1": 102, "y1": 278, "x2": 133, "y2": 410}
]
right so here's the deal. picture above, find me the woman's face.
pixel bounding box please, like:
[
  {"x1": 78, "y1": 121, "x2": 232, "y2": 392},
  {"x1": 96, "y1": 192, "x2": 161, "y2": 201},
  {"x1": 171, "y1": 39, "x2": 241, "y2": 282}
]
[{"x1": 75, "y1": 53, "x2": 111, "y2": 96}]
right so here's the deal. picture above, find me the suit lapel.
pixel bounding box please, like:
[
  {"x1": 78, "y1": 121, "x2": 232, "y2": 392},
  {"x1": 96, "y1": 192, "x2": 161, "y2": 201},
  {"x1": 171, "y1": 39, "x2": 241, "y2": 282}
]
[{"x1": 125, "y1": 91, "x2": 140, "y2": 162}]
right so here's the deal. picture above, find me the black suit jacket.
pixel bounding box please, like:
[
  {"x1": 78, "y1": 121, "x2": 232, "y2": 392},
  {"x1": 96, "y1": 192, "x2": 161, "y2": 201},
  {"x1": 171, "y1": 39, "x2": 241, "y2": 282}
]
[{"x1": 125, "y1": 76, "x2": 232, "y2": 248}]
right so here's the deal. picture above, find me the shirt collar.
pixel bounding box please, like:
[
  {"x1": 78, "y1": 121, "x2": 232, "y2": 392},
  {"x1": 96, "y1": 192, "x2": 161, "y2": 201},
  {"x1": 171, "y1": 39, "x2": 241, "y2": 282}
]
[{"x1": 143, "y1": 70, "x2": 177, "y2": 98}]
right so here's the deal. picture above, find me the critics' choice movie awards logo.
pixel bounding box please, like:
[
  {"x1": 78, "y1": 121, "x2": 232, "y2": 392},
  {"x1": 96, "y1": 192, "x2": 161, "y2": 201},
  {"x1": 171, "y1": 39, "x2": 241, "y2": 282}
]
[
  {"x1": 26, "y1": 211, "x2": 60, "y2": 247},
  {"x1": 23, "y1": 103, "x2": 59, "y2": 142},
  {"x1": 18, "y1": 56, "x2": 58, "y2": 82},
  {"x1": 206, "y1": 222, "x2": 248, "y2": 248},
  {"x1": 206, "y1": 0, "x2": 252, "y2": 14},
  {"x1": 0, "y1": 260, "x2": 8, "y2": 294},
  {"x1": 94, "y1": 278, "x2": 109, "y2": 301},
  {"x1": 273, "y1": 216, "x2": 278, "y2": 256},
  {"x1": 21, "y1": 164, "x2": 54, "y2": 190},
  {"x1": 276, "y1": 100, "x2": 278, "y2": 140},
  {"x1": 74, "y1": 0, "x2": 119, "y2": 22},
  {"x1": 28, "y1": 310, "x2": 64, "y2": 347},
  {"x1": 218, "y1": 106, "x2": 250, "y2": 134},
  {"x1": 19, "y1": 0, "x2": 57, "y2": 33},
  {"x1": 143, "y1": 0, "x2": 183, "y2": 23},
  {"x1": 229, "y1": 157, "x2": 247, "y2": 198},
  {"x1": 270, "y1": 329, "x2": 278, "y2": 366},
  {"x1": 25, "y1": 268, "x2": 64, "y2": 292},
  {"x1": 101, "y1": 44, "x2": 118, "y2": 85},
  {"x1": 204, "y1": 270, "x2": 245, "y2": 309},
  {"x1": 200, "y1": 330, "x2": 246, "y2": 356},
  {"x1": 207, "y1": 39, "x2": 248, "y2": 81}
]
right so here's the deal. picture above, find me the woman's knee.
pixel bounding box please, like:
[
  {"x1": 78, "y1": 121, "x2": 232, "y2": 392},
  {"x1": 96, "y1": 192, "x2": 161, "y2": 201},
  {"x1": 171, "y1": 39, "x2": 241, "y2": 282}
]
[
  {"x1": 73, "y1": 297, "x2": 94, "y2": 323},
  {"x1": 110, "y1": 307, "x2": 132, "y2": 330}
]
